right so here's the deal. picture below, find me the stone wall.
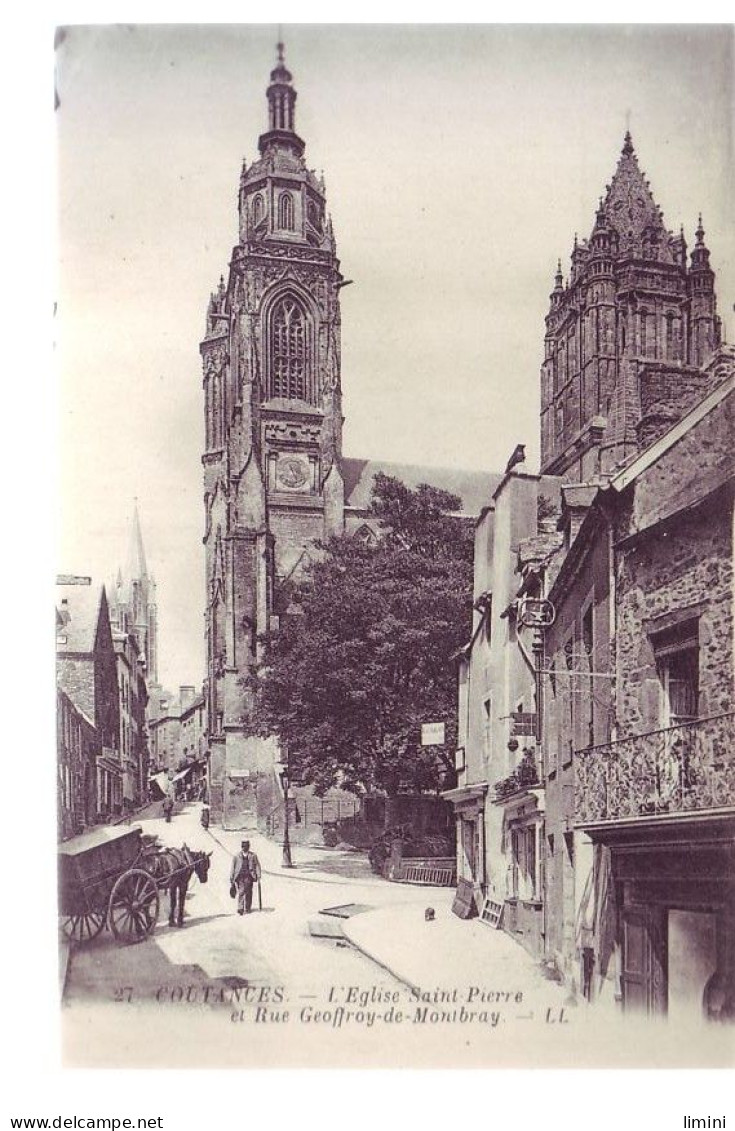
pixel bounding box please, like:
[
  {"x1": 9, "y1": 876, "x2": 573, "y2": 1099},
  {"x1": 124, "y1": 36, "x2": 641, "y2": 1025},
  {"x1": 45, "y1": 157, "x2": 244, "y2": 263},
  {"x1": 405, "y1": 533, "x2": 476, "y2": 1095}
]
[
  {"x1": 637, "y1": 362, "x2": 712, "y2": 448},
  {"x1": 614, "y1": 499, "x2": 732, "y2": 735},
  {"x1": 614, "y1": 388, "x2": 734, "y2": 734}
]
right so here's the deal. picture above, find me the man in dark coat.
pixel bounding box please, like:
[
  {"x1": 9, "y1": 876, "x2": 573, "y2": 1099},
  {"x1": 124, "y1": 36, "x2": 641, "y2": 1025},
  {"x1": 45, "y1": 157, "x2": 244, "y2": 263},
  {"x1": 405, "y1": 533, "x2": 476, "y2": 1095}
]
[{"x1": 230, "y1": 839, "x2": 262, "y2": 914}]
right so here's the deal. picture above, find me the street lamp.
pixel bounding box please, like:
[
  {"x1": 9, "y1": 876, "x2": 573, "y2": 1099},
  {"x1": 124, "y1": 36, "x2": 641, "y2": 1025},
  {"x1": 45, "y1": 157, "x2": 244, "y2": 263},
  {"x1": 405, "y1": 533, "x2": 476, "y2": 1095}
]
[{"x1": 277, "y1": 757, "x2": 295, "y2": 868}]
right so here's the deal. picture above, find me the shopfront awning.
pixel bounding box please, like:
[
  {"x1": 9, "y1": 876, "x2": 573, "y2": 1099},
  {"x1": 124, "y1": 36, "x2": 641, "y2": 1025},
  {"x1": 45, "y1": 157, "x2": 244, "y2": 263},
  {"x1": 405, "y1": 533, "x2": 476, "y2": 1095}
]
[
  {"x1": 171, "y1": 766, "x2": 194, "y2": 784},
  {"x1": 149, "y1": 772, "x2": 169, "y2": 799}
]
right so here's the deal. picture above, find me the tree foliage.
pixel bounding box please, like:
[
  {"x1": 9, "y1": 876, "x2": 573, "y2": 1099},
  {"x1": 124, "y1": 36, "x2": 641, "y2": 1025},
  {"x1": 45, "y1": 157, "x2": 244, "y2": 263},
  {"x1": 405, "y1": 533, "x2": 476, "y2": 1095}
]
[{"x1": 249, "y1": 474, "x2": 474, "y2": 798}]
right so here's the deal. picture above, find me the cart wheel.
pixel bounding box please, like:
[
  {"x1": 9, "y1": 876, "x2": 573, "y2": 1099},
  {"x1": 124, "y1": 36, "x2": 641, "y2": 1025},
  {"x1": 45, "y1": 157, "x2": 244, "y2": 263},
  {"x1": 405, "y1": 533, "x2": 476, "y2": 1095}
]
[
  {"x1": 60, "y1": 912, "x2": 106, "y2": 944},
  {"x1": 108, "y1": 868, "x2": 160, "y2": 944}
]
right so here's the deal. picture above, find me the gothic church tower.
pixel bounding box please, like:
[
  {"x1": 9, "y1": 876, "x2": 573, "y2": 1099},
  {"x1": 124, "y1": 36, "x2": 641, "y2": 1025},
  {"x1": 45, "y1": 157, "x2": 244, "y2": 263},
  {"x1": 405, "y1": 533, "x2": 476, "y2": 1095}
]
[
  {"x1": 201, "y1": 44, "x2": 345, "y2": 823},
  {"x1": 539, "y1": 132, "x2": 722, "y2": 480},
  {"x1": 109, "y1": 501, "x2": 159, "y2": 685}
]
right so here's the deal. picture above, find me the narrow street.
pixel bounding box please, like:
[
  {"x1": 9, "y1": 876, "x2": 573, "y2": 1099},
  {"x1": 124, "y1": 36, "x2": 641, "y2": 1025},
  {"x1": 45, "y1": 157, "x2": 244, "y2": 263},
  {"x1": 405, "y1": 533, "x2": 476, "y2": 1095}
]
[
  {"x1": 63, "y1": 802, "x2": 440, "y2": 1008},
  {"x1": 61, "y1": 804, "x2": 730, "y2": 1070}
]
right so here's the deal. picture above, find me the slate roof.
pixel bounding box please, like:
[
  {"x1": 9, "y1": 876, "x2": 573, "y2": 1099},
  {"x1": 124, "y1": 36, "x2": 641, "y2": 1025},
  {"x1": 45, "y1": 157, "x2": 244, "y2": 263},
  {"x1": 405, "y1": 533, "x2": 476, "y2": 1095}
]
[
  {"x1": 56, "y1": 583, "x2": 106, "y2": 654},
  {"x1": 342, "y1": 457, "x2": 502, "y2": 518}
]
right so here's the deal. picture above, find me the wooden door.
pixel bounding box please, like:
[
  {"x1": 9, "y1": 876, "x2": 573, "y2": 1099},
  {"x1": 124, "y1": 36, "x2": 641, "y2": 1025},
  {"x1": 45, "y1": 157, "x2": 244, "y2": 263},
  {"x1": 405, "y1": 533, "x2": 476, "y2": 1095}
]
[
  {"x1": 462, "y1": 817, "x2": 477, "y2": 882},
  {"x1": 621, "y1": 907, "x2": 668, "y2": 1015}
]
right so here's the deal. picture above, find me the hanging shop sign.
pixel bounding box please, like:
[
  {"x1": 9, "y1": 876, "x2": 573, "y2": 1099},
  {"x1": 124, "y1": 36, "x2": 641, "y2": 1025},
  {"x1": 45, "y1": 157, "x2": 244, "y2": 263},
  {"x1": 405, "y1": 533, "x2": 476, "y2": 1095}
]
[{"x1": 518, "y1": 597, "x2": 556, "y2": 628}]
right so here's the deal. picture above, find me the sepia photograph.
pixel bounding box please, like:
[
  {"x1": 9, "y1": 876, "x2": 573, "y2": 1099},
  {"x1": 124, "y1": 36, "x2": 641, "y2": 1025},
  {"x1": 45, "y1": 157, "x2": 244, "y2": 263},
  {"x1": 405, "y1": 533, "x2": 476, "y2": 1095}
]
[{"x1": 52, "y1": 22, "x2": 734, "y2": 1070}]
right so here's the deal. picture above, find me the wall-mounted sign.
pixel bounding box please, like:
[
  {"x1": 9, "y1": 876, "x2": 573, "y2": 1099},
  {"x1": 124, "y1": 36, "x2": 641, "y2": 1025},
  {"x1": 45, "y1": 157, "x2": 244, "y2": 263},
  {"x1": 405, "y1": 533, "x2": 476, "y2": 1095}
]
[
  {"x1": 421, "y1": 722, "x2": 446, "y2": 746},
  {"x1": 454, "y1": 746, "x2": 465, "y2": 772}
]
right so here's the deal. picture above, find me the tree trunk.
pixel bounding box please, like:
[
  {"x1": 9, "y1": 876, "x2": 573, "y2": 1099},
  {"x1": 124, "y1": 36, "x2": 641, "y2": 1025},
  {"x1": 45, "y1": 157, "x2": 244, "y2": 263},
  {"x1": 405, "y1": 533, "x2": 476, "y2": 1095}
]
[{"x1": 384, "y1": 791, "x2": 400, "y2": 830}]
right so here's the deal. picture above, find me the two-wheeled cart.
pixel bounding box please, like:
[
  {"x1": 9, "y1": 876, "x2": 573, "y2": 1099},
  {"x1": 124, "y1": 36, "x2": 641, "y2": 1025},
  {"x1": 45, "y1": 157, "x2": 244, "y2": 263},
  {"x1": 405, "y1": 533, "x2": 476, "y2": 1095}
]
[{"x1": 58, "y1": 825, "x2": 160, "y2": 946}]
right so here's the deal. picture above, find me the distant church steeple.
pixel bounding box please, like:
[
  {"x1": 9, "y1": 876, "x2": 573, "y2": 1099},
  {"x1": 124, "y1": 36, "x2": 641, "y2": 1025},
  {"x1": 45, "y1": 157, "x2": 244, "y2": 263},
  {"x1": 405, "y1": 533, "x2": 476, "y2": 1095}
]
[
  {"x1": 125, "y1": 498, "x2": 148, "y2": 582},
  {"x1": 109, "y1": 501, "x2": 158, "y2": 684}
]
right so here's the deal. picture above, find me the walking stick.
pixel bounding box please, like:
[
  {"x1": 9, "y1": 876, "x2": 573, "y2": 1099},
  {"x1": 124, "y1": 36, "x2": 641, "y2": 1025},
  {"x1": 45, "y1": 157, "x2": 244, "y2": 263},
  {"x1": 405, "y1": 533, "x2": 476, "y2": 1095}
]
[{"x1": 258, "y1": 879, "x2": 262, "y2": 911}]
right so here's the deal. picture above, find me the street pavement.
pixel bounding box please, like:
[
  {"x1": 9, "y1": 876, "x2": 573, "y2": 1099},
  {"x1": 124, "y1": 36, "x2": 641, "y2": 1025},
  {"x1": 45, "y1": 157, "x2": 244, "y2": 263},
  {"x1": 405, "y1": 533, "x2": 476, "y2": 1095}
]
[
  {"x1": 62, "y1": 802, "x2": 444, "y2": 1008},
  {"x1": 62, "y1": 802, "x2": 727, "y2": 1068}
]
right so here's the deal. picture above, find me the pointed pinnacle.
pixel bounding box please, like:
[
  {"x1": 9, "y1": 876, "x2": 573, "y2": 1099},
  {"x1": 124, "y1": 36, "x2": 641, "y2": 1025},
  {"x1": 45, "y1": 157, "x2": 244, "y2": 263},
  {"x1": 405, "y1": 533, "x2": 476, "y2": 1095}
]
[{"x1": 696, "y1": 213, "x2": 705, "y2": 243}]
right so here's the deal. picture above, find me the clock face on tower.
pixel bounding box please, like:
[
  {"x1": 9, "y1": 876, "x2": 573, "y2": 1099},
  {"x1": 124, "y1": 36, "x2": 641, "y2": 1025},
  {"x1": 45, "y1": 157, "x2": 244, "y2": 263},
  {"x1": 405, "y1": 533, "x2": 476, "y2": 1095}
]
[{"x1": 276, "y1": 454, "x2": 309, "y2": 491}]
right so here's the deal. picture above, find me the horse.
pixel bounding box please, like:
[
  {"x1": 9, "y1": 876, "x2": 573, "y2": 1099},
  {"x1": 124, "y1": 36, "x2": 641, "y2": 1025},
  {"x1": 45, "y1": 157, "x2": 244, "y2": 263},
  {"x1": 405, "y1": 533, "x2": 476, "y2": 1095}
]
[{"x1": 150, "y1": 845, "x2": 212, "y2": 927}]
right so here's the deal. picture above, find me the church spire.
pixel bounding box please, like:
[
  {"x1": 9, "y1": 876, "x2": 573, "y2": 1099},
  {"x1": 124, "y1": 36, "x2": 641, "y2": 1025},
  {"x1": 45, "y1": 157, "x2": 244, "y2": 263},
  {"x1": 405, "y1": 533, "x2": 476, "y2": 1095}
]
[
  {"x1": 126, "y1": 499, "x2": 148, "y2": 583},
  {"x1": 592, "y1": 129, "x2": 668, "y2": 256},
  {"x1": 259, "y1": 37, "x2": 304, "y2": 157}
]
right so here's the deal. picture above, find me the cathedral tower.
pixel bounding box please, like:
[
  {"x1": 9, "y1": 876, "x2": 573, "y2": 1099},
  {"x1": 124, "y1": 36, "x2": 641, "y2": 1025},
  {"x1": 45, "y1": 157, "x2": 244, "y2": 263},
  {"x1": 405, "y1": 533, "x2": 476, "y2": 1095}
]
[
  {"x1": 539, "y1": 132, "x2": 722, "y2": 480},
  {"x1": 201, "y1": 44, "x2": 346, "y2": 823}
]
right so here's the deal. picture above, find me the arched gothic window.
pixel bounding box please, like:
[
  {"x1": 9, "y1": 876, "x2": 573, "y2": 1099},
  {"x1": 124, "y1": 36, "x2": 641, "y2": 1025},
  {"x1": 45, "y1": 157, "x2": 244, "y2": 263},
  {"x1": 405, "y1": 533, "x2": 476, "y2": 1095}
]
[
  {"x1": 279, "y1": 192, "x2": 294, "y2": 230},
  {"x1": 252, "y1": 194, "x2": 264, "y2": 225},
  {"x1": 271, "y1": 296, "x2": 308, "y2": 400}
]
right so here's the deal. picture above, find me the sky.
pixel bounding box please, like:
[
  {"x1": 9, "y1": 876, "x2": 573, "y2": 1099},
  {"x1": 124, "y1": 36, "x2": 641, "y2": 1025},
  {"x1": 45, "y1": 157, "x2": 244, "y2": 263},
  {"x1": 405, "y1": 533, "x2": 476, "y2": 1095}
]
[{"x1": 55, "y1": 23, "x2": 735, "y2": 692}]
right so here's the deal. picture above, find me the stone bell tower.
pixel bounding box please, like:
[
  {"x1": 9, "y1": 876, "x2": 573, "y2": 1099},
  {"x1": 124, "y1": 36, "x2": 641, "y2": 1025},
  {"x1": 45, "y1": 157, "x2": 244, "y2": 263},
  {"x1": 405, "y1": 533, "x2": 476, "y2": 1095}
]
[
  {"x1": 201, "y1": 42, "x2": 346, "y2": 824},
  {"x1": 539, "y1": 132, "x2": 722, "y2": 481}
]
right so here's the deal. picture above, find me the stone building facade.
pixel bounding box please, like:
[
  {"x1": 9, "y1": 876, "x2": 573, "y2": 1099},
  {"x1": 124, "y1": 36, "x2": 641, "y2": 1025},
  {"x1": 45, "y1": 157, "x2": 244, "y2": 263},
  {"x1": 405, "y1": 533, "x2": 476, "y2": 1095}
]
[
  {"x1": 451, "y1": 128, "x2": 733, "y2": 1021},
  {"x1": 56, "y1": 579, "x2": 121, "y2": 821},
  {"x1": 150, "y1": 706, "x2": 182, "y2": 775},
  {"x1": 446, "y1": 469, "x2": 559, "y2": 953},
  {"x1": 570, "y1": 377, "x2": 735, "y2": 1018},
  {"x1": 539, "y1": 133, "x2": 722, "y2": 482},
  {"x1": 56, "y1": 685, "x2": 97, "y2": 839},
  {"x1": 537, "y1": 140, "x2": 734, "y2": 1016},
  {"x1": 541, "y1": 485, "x2": 614, "y2": 991},
  {"x1": 113, "y1": 629, "x2": 149, "y2": 809},
  {"x1": 200, "y1": 45, "x2": 498, "y2": 825}
]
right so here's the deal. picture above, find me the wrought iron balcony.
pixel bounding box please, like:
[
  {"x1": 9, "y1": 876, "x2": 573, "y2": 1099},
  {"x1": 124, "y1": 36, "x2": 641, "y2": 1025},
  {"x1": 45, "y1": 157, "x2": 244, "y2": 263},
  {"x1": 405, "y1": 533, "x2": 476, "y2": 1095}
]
[{"x1": 575, "y1": 712, "x2": 735, "y2": 826}]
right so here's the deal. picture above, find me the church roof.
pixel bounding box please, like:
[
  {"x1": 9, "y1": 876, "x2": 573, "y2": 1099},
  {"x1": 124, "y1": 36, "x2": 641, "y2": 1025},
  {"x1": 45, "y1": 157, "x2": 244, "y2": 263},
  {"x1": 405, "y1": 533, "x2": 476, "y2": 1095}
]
[
  {"x1": 56, "y1": 583, "x2": 106, "y2": 654},
  {"x1": 342, "y1": 457, "x2": 502, "y2": 518},
  {"x1": 594, "y1": 131, "x2": 674, "y2": 259}
]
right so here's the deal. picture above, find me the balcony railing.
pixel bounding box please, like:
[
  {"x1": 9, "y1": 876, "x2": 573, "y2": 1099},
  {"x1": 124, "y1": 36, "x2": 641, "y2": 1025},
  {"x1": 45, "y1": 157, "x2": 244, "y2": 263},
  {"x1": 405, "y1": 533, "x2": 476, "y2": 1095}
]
[
  {"x1": 494, "y1": 750, "x2": 541, "y2": 802},
  {"x1": 575, "y1": 712, "x2": 735, "y2": 826}
]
